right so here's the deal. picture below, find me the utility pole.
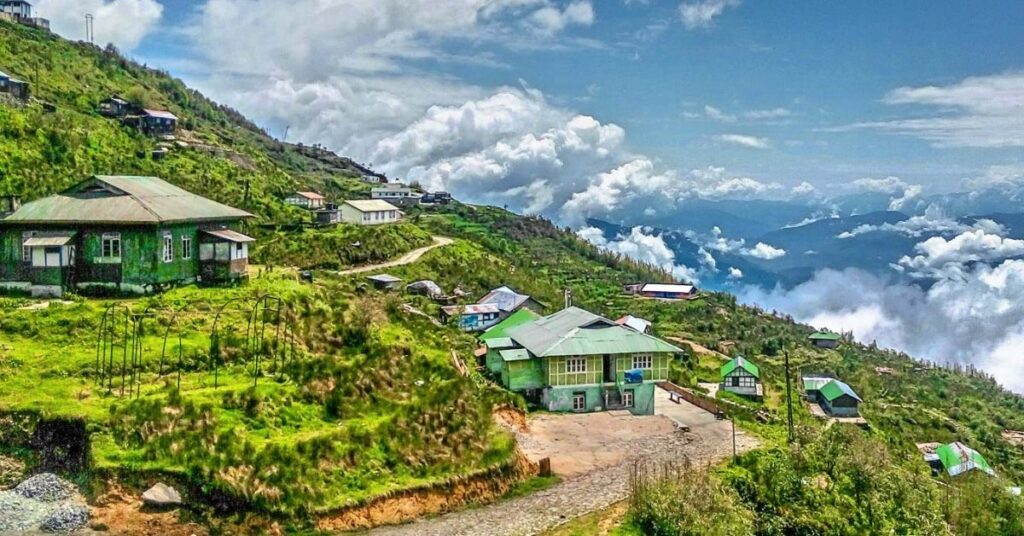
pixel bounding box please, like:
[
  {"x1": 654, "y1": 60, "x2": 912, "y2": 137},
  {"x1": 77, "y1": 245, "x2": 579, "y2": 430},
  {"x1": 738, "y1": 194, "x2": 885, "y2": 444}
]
[
  {"x1": 732, "y1": 418, "x2": 737, "y2": 459},
  {"x1": 785, "y1": 349, "x2": 795, "y2": 443},
  {"x1": 282, "y1": 125, "x2": 290, "y2": 143},
  {"x1": 564, "y1": 288, "x2": 572, "y2": 309}
]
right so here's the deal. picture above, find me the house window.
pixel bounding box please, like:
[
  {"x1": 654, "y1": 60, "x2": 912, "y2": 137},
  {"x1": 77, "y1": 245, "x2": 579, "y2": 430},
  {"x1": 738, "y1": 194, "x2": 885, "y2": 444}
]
[
  {"x1": 566, "y1": 357, "x2": 587, "y2": 373},
  {"x1": 632, "y1": 353, "x2": 653, "y2": 370},
  {"x1": 181, "y1": 236, "x2": 192, "y2": 259},
  {"x1": 623, "y1": 389, "x2": 634, "y2": 408},
  {"x1": 101, "y1": 233, "x2": 121, "y2": 258},
  {"x1": 235, "y1": 242, "x2": 245, "y2": 258},
  {"x1": 162, "y1": 235, "x2": 173, "y2": 262},
  {"x1": 572, "y1": 392, "x2": 586, "y2": 411},
  {"x1": 21, "y1": 245, "x2": 30, "y2": 262}
]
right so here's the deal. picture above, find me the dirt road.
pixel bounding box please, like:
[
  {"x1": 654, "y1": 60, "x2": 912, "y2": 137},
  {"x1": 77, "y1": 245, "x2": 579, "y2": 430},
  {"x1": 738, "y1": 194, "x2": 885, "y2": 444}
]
[
  {"x1": 365, "y1": 387, "x2": 757, "y2": 536},
  {"x1": 336, "y1": 236, "x2": 453, "y2": 275}
]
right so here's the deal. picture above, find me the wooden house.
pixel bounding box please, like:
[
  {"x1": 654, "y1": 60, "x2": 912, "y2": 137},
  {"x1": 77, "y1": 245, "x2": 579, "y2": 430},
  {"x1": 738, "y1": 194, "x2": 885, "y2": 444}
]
[
  {"x1": 366, "y1": 273, "x2": 401, "y2": 290},
  {"x1": 340, "y1": 200, "x2": 401, "y2": 225},
  {"x1": 480, "y1": 308, "x2": 541, "y2": 374},
  {"x1": 808, "y1": 331, "x2": 841, "y2": 348},
  {"x1": 99, "y1": 96, "x2": 130, "y2": 117},
  {"x1": 5, "y1": 77, "x2": 29, "y2": 100},
  {"x1": 720, "y1": 356, "x2": 761, "y2": 397},
  {"x1": 638, "y1": 283, "x2": 696, "y2": 300},
  {"x1": 285, "y1": 191, "x2": 326, "y2": 210},
  {"x1": 124, "y1": 109, "x2": 177, "y2": 136},
  {"x1": 441, "y1": 304, "x2": 501, "y2": 332},
  {"x1": 804, "y1": 376, "x2": 861, "y2": 417},
  {"x1": 476, "y1": 286, "x2": 545, "y2": 320},
  {"x1": 494, "y1": 306, "x2": 683, "y2": 415},
  {"x1": 0, "y1": 175, "x2": 253, "y2": 297}
]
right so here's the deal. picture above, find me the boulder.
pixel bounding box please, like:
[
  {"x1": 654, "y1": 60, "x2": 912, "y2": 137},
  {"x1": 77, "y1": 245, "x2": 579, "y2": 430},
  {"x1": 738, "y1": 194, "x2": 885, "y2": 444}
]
[{"x1": 141, "y1": 483, "x2": 182, "y2": 507}]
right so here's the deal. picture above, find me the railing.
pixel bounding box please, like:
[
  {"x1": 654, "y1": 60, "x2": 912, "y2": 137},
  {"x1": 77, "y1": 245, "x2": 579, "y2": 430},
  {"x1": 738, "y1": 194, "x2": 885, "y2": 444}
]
[{"x1": 656, "y1": 381, "x2": 725, "y2": 416}]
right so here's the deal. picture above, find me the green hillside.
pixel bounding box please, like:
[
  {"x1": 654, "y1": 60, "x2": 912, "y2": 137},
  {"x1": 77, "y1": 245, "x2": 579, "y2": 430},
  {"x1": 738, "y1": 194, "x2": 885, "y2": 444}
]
[{"x1": 1, "y1": 18, "x2": 1024, "y2": 535}]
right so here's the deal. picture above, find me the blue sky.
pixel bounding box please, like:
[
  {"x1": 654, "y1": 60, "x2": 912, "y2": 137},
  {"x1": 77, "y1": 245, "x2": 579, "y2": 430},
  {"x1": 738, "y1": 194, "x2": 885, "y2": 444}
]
[{"x1": 36, "y1": 0, "x2": 1024, "y2": 218}]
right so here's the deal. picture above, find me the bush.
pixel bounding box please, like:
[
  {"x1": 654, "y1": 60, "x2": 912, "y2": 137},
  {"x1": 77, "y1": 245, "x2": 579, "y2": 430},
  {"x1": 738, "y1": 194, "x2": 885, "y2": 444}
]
[{"x1": 628, "y1": 460, "x2": 754, "y2": 536}]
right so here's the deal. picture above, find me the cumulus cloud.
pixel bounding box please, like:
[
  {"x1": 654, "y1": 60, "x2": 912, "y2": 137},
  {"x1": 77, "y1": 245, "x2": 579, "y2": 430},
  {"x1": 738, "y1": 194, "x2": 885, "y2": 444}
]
[
  {"x1": 739, "y1": 261, "x2": 1024, "y2": 393},
  {"x1": 528, "y1": 1, "x2": 595, "y2": 35},
  {"x1": 679, "y1": 0, "x2": 741, "y2": 29},
  {"x1": 703, "y1": 105, "x2": 736, "y2": 122},
  {"x1": 35, "y1": 0, "x2": 163, "y2": 50},
  {"x1": 690, "y1": 226, "x2": 786, "y2": 260},
  {"x1": 846, "y1": 176, "x2": 924, "y2": 211},
  {"x1": 837, "y1": 72, "x2": 1024, "y2": 148},
  {"x1": 838, "y1": 205, "x2": 1003, "y2": 239},
  {"x1": 896, "y1": 230, "x2": 1024, "y2": 279},
  {"x1": 727, "y1": 266, "x2": 744, "y2": 279},
  {"x1": 745, "y1": 242, "x2": 787, "y2": 260},
  {"x1": 577, "y1": 226, "x2": 701, "y2": 283},
  {"x1": 714, "y1": 134, "x2": 771, "y2": 149}
]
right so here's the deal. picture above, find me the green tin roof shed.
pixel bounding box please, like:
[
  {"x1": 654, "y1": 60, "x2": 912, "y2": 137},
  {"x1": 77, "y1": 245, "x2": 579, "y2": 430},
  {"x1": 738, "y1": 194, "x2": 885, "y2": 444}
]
[
  {"x1": 819, "y1": 379, "x2": 861, "y2": 402},
  {"x1": 1, "y1": 176, "x2": 252, "y2": 225},
  {"x1": 721, "y1": 356, "x2": 760, "y2": 379},
  {"x1": 936, "y1": 442, "x2": 994, "y2": 477},
  {"x1": 506, "y1": 306, "x2": 683, "y2": 358},
  {"x1": 479, "y1": 308, "x2": 541, "y2": 342},
  {"x1": 808, "y1": 331, "x2": 841, "y2": 341}
]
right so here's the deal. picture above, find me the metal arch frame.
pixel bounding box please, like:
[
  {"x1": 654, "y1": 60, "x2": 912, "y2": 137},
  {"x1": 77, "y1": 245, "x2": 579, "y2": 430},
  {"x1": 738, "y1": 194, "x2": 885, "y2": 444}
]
[
  {"x1": 246, "y1": 293, "x2": 285, "y2": 387},
  {"x1": 209, "y1": 296, "x2": 253, "y2": 389},
  {"x1": 94, "y1": 302, "x2": 136, "y2": 397}
]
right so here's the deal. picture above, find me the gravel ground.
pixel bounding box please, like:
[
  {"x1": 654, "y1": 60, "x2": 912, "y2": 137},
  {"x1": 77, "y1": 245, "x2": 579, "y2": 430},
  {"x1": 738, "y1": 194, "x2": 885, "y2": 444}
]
[{"x1": 0, "y1": 473, "x2": 89, "y2": 534}]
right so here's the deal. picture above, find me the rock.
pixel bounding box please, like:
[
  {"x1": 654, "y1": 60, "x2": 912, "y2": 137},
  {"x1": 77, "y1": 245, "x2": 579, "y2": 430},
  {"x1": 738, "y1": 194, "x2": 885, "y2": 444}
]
[
  {"x1": 14, "y1": 473, "x2": 76, "y2": 502},
  {"x1": 142, "y1": 483, "x2": 182, "y2": 506},
  {"x1": 39, "y1": 503, "x2": 90, "y2": 533}
]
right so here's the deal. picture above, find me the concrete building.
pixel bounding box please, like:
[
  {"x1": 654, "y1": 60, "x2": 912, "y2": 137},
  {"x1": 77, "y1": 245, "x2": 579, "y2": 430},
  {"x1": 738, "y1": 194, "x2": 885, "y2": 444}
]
[{"x1": 340, "y1": 200, "x2": 401, "y2": 225}]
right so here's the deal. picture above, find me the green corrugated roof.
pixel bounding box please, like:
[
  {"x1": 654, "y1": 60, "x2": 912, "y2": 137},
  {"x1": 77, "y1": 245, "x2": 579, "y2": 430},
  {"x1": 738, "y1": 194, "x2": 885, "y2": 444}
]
[
  {"x1": 2, "y1": 176, "x2": 252, "y2": 225},
  {"x1": 499, "y1": 349, "x2": 531, "y2": 362},
  {"x1": 808, "y1": 331, "x2": 841, "y2": 341},
  {"x1": 721, "y1": 356, "x2": 760, "y2": 379},
  {"x1": 479, "y1": 308, "x2": 541, "y2": 342},
  {"x1": 506, "y1": 306, "x2": 683, "y2": 358},
  {"x1": 819, "y1": 379, "x2": 861, "y2": 402},
  {"x1": 936, "y1": 442, "x2": 994, "y2": 477},
  {"x1": 486, "y1": 337, "x2": 516, "y2": 350}
]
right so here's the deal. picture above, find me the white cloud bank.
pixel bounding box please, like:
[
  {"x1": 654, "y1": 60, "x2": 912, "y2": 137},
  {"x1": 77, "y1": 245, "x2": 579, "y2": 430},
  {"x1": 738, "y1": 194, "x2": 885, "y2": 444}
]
[
  {"x1": 578, "y1": 226, "x2": 701, "y2": 283},
  {"x1": 35, "y1": 0, "x2": 163, "y2": 51},
  {"x1": 714, "y1": 134, "x2": 771, "y2": 149},
  {"x1": 679, "y1": 0, "x2": 741, "y2": 29}
]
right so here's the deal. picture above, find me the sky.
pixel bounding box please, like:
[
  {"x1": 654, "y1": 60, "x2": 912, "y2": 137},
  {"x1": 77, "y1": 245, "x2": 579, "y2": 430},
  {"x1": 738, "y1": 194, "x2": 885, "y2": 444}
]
[{"x1": 30, "y1": 0, "x2": 1024, "y2": 225}]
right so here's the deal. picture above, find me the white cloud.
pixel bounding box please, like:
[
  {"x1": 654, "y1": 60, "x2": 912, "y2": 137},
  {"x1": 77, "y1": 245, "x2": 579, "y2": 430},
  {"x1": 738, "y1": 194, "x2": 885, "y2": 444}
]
[
  {"x1": 577, "y1": 226, "x2": 700, "y2": 283},
  {"x1": 714, "y1": 134, "x2": 771, "y2": 149},
  {"x1": 838, "y1": 205, "x2": 1003, "y2": 239},
  {"x1": 850, "y1": 176, "x2": 913, "y2": 195},
  {"x1": 962, "y1": 164, "x2": 1024, "y2": 192},
  {"x1": 679, "y1": 0, "x2": 741, "y2": 29},
  {"x1": 35, "y1": 0, "x2": 163, "y2": 51},
  {"x1": 739, "y1": 261, "x2": 1024, "y2": 393},
  {"x1": 790, "y1": 181, "x2": 817, "y2": 196},
  {"x1": 744, "y1": 107, "x2": 792, "y2": 120},
  {"x1": 840, "y1": 72, "x2": 1024, "y2": 148},
  {"x1": 703, "y1": 105, "x2": 736, "y2": 122},
  {"x1": 727, "y1": 266, "x2": 744, "y2": 279},
  {"x1": 528, "y1": 1, "x2": 594, "y2": 35},
  {"x1": 896, "y1": 230, "x2": 1024, "y2": 279},
  {"x1": 745, "y1": 242, "x2": 787, "y2": 260}
]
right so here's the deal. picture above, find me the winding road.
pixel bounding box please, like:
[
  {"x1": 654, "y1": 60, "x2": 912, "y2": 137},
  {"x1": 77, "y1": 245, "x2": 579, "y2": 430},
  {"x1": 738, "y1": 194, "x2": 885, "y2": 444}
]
[{"x1": 336, "y1": 236, "x2": 453, "y2": 275}]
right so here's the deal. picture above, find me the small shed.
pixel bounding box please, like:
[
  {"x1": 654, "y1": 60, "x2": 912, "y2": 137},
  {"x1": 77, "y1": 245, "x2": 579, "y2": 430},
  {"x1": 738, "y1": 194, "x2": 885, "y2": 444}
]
[
  {"x1": 99, "y1": 96, "x2": 130, "y2": 117},
  {"x1": 126, "y1": 109, "x2": 177, "y2": 135},
  {"x1": 367, "y1": 273, "x2": 401, "y2": 290},
  {"x1": 198, "y1": 228, "x2": 255, "y2": 282},
  {"x1": 931, "y1": 442, "x2": 995, "y2": 478},
  {"x1": 802, "y1": 375, "x2": 834, "y2": 402},
  {"x1": 7, "y1": 78, "x2": 29, "y2": 100},
  {"x1": 314, "y1": 204, "x2": 340, "y2": 225},
  {"x1": 720, "y1": 356, "x2": 761, "y2": 397},
  {"x1": 0, "y1": 70, "x2": 9, "y2": 92},
  {"x1": 639, "y1": 283, "x2": 696, "y2": 300},
  {"x1": 808, "y1": 331, "x2": 841, "y2": 349},
  {"x1": 615, "y1": 315, "x2": 652, "y2": 334},
  {"x1": 818, "y1": 379, "x2": 861, "y2": 417},
  {"x1": 476, "y1": 286, "x2": 545, "y2": 318},
  {"x1": 286, "y1": 191, "x2": 326, "y2": 210},
  {"x1": 441, "y1": 303, "x2": 501, "y2": 332}
]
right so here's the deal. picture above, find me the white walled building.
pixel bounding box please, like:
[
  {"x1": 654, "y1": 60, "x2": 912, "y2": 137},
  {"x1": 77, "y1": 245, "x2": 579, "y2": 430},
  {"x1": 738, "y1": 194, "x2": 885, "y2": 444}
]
[{"x1": 340, "y1": 200, "x2": 402, "y2": 225}]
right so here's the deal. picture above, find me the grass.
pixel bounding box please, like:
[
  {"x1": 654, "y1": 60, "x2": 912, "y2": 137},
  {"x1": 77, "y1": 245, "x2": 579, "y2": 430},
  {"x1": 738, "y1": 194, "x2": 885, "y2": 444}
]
[{"x1": 543, "y1": 502, "x2": 639, "y2": 536}]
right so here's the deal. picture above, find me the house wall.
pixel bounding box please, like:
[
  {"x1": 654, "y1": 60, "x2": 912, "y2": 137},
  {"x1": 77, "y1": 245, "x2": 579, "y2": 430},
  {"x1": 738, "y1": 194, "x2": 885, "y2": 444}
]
[
  {"x1": 545, "y1": 355, "x2": 604, "y2": 386},
  {"x1": 501, "y1": 359, "x2": 544, "y2": 391},
  {"x1": 823, "y1": 395, "x2": 859, "y2": 417},
  {"x1": 812, "y1": 339, "x2": 839, "y2": 349},
  {"x1": 721, "y1": 369, "x2": 759, "y2": 396},
  {"x1": 613, "y1": 353, "x2": 671, "y2": 383},
  {"x1": 542, "y1": 383, "x2": 656, "y2": 415},
  {"x1": 485, "y1": 349, "x2": 504, "y2": 375}
]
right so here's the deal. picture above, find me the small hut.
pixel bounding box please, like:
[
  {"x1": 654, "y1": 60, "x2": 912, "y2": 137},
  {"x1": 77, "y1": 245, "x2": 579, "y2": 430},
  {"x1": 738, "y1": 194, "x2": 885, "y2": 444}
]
[
  {"x1": 366, "y1": 274, "x2": 401, "y2": 290},
  {"x1": 720, "y1": 356, "x2": 761, "y2": 397},
  {"x1": 808, "y1": 331, "x2": 841, "y2": 348},
  {"x1": 927, "y1": 442, "x2": 995, "y2": 478}
]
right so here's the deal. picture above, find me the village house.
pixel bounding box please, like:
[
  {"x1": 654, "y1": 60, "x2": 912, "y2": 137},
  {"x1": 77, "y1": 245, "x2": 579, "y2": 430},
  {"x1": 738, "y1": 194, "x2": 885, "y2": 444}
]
[
  {"x1": 0, "y1": 0, "x2": 30, "y2": 20},
  {"x1": 480, "y1": 308, "x2": 541, "y2": 374},
  {"x1": 441, "y1": 304, "x2": 502, "y2": 332},
  {"x1": 314, "y1": 204, "x2": 340, "y2": 225},
  {"x1": 804, "y1": 376, "x2": 861, "y2": 417},
  {"x1": 921, "y1": 441, "x2": 995, "y2": 478},
  {"x1": 124, "y1": 109, "x2": 177, "y2": 136},
  {"x1": 366, "y1": 273, "x2": 401, "y2": 290},
  {"x1": 340, "y1": 200, "x2": 401, "y2": 225},
  {"x1": 615, "y1": 315, "x2": 652, "y2": 334},
  {"x1": 0, "y1": 70, "x2": 29, "y2": 101},
  {"x1": 98, "y1": 96, "x2": 130, "y2": 117},
  {"x1": 0, "y1": 175, "x2": 253, "y2": 297},
  {"x1": 808, "y1": 331, "x2": 841, "y2": 348},
  {"x1": 420, "y1": 192, "x2": 452, "y2": 205},
  {"x1": 476, "y1": 286, "x2": 545, "y2": 320},
  {"x1": 285, "y1": 191, "x2": 326, "y2": 210},
  {"x1": 371, "y1": 183, "x2": 421, "y2": 207},
  {"x1": 636, "y1": 283, "x2": 697, "y2": 300},
  {"x1": 720, "y1": 356, "x2": 762, "y2": 398},
  {"x1": 490, "y1": 306, "x2": 683, "y2": 415},
  {"x1": 0, "y1": 70, "x2": 8, "y2": 92}
]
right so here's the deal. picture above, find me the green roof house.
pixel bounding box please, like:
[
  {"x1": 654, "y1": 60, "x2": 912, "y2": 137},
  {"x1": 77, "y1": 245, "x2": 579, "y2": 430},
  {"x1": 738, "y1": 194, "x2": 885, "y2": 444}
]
[
  {"x1": 480, "y1": 308, "x2": 541, "y2": 375},
  {"x1": 808, "y1": 331, "x2": 841, "y2": 348},
  {"x1": 930, "y1": 442, "x2": 995, "y2": 478},
  {"x1": 496, "y1": 306, "x2": 683, "y2": 415},
  {"x1": 720, "y1": 356, "x2": 761, "y2": 398},
  {"x1": 0, "y1": 176, "x2": 253, "y2": 297},
  {"x1": 807, "y1": 378, "x2": 861, "y2": 417}
]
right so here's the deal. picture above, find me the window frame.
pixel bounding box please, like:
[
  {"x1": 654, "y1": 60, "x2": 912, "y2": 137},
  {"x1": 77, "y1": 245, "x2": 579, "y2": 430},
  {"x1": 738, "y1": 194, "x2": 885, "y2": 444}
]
[
  {"x1": 623, "y1": 389, "x2": 634, "y2": 408},
  {"x1": 101, "y1": 233, "x2": 121, "y2": 258},
  {"x1": 162, "y1": 234, "x2": 173, "y2": 263},
  {"x1": 565, "y1": 357, "x2": 587, "y2": 374},
  {"x1": 21, "y1": 245, "x2": 30, "y2": 263},
  {"x1": 181, "y1": 236, "x2": 192, "y2": 260},
  {"x1": 632, "y1": 353, "x2": 653, "y2": 370},
  {"x1": 572, "y1": 392, "x2": 586, "y2": 412}
]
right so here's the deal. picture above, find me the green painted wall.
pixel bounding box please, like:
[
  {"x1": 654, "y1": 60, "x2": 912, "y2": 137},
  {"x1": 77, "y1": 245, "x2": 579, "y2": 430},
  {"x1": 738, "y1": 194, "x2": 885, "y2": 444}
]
[
  {"x1": 614, "y1": 353, "x2": 671, "y2": 383},
  {"x1": 485, "y1": 349, "x2": 504, "y2": 375},
  {"x1": 501, "y1": 359, "x2": 544, "y2": 391},
  {"x1": 545, "y1": 355, "x2": 604, "y2": 386}
]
